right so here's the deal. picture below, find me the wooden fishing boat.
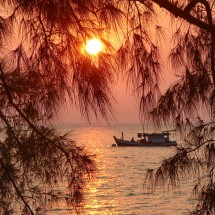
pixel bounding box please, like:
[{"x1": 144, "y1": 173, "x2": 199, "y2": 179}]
[{"x1": 113, "y1": 131, "x2": 177, "y2": 147}]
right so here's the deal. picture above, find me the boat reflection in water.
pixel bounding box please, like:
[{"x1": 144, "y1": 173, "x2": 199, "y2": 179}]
[
  {"x1": 48, "y1": 125, "x2": 193, "y2": 214},
  {"x1": 113, "y1": 130, "x2": 177, "y2": 147}
]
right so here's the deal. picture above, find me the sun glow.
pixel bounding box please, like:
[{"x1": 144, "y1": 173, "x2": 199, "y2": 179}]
[{"x1": 85, "y1": 38, "x2": 102, "y2": 55}]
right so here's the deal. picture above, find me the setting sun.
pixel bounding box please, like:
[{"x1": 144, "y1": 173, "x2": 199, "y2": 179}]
[{"x1": 85, "y1": 38, "x2": 102, "y2": 55}]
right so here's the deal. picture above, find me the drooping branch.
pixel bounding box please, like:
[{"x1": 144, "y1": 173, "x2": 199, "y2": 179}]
[
  {"x1": 0, "y1": 68, "x2": 75, "y2": 165},
  {"x1": 152, "y1": 0, "x2": 215, "y2": 35},
  {"x1": 0, "y1": 158, "x2": 35, "y2": 215},
  {"x1": 184, "y1": 0, "x2": 215, "y2": 86}
]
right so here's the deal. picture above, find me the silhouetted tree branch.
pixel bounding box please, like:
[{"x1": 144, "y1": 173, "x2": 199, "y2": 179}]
[
  {"x1": 153, "y1": 0, "x2": 215, "y2": 34},
  {"x1": 0, "y1": 0, "x2": 215, "y2": 214}
]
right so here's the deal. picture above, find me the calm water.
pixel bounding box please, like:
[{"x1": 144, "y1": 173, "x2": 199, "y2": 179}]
[{"x1": 49, "y1": 123, "x2": 195, "y2": 215}]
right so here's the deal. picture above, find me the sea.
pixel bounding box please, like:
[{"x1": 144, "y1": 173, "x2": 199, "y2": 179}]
[{"x1": 48, "y1": 123, "x2": 195, "y2": 215}]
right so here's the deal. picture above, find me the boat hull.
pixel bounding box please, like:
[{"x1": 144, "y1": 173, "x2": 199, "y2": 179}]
[{"x1": 113, "y1": 136, "x2": 177, "y2": 147}]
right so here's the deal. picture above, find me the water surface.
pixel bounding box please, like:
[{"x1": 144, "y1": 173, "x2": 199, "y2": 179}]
[{"x1": 50, "y1": 123, "x2": 194, "y2": 215}]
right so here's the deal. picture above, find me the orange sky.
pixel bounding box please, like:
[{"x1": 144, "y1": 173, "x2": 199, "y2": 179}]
[
  {"x1": 55, "y1": 11, "x2": 178, "y2": 126},
  {"x1": 56, "y1": 80, "x2": 141, "y2": 125}
]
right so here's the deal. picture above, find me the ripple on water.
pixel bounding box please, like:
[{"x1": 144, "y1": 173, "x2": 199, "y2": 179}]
[{"x1": 51, "y1": 124, "x2": 195, "y2": 214}]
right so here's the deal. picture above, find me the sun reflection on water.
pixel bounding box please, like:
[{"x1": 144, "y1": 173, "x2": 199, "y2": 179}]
[{"x1": 51, "y1": 124, "x2": 195, "y2": 214}]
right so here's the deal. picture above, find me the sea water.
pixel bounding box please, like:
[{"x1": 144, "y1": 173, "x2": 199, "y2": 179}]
[{"x1": 48, "y1": 123, "x2": 195, "y2": 215}]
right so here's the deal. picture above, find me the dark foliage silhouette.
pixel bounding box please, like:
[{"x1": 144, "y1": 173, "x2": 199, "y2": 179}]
[{"x1": 0, "y1": 0, "x2": 215, "y2": 214}]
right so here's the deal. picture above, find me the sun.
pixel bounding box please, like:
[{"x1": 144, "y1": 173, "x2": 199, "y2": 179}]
[{"x1": 85, "y1": 38, "x2": 102, "y2": 55}]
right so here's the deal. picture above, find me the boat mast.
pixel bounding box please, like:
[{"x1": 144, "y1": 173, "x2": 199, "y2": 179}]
[{"x1": 141, "y1": 121, "x2": 144, "y2": 133}]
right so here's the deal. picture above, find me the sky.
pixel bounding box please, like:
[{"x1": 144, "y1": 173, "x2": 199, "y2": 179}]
[
  {"x1": 55, "y1": 11, "x2": 178, "y2": 126},
  {"x1": 56, "y1": 80, "x2": 141, "y2": 125},
  {"x1": 56, "y1": 46, "x2": 176, "y2": 126}
]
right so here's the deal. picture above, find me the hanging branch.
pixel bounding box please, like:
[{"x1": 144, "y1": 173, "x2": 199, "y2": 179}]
[
  {"x1": 0, "y1": 158, "x2": 35, "y2": 215},
  {"x1": 152, "y1": 0, "x2": 215, "y2": 35},
  {"x1": 184, "y1": 0, "x2": 215, "y2": 86}
]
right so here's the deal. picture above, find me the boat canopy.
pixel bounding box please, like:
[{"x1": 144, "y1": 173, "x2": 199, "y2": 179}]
[
  {"x1": 137, "y1": 132, "x2": 172, "y2": 143},
  {"x1": 137, "y1": 132, "x2": 171, "y2": 138}
]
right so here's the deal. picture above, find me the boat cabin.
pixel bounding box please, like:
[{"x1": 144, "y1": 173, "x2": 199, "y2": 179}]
[{"x1": 137, "y1": 132, "x2": 171, "y2": 143}]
